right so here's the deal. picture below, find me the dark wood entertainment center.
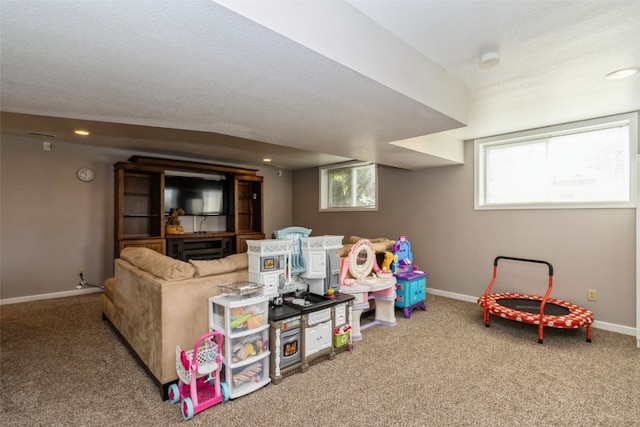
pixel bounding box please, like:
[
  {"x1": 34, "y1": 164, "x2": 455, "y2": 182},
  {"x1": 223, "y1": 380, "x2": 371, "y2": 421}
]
[{"x1": 114, "y1": 156, "x2": 264, "y2": 259}]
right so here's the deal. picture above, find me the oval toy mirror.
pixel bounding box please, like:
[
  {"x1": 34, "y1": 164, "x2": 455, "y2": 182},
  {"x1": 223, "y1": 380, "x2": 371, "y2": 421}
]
[{"x1": 349, "y1": 240, "x2": 375, "y2": 279}]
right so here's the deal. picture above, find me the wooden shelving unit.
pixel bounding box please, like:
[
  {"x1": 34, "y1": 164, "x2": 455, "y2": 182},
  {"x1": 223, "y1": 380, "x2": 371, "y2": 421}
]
[
  {"x1": 114, "y1": 157, "x2": 265, "y2": 258},
  {"x1": 114, "y1": 163, "x2": 165, "y2": 257}
]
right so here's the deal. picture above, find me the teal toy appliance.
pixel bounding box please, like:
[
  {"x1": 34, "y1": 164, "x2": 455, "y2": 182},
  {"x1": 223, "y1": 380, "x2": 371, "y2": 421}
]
[
  {"x1": 392, "y1": 236, "x2": 428, "y2": 318},
  {"x1": 394, "y1": 270, "x2": 428, "y2": 318}
]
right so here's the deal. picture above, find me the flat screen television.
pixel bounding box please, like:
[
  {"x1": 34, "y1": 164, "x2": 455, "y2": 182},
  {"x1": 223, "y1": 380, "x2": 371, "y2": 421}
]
[{"x1": 164, "y1": 172, "x2": 228, "y2": 216}]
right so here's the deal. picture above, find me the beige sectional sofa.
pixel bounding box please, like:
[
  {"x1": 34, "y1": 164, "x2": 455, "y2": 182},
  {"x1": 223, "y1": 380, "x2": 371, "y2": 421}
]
[{"x1": 101, "y1": 247, "x2": 248, "y2": 399}]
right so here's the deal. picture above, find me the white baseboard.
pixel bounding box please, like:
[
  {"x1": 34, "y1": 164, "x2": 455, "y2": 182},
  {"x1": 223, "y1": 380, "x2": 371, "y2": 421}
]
[
  {"x1": 427, "y1": 287, "x2": 637, "y2": 337},
  {"x1": 3, "y1": 286, "x2": 636, "y2": 337},
  {"x1": 590, "y1": 320, "x2": 636, "y2": 336},
  {"x1": 0, "y1": 287, "x2": 102, "y2": 305},
  {"x1": 428, "y1": 288, "x2": 478, "y2": 304}
]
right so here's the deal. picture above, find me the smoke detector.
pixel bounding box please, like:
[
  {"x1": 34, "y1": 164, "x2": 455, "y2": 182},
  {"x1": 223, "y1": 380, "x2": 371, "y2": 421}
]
[{"x1": 479, "y1": 51, "x2": 500, "y2": 69}]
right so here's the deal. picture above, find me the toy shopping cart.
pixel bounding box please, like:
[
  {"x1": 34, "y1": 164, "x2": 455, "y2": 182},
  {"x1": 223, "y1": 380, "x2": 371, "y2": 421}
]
[{"x1": 168, "y1": 331, "x2": 229, "y2": 421}]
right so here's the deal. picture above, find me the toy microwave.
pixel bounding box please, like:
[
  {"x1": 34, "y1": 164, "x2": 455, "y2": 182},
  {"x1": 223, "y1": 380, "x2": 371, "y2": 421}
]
[{"x1": 260, "y1": 255, "x2": 284, "y2": 272}]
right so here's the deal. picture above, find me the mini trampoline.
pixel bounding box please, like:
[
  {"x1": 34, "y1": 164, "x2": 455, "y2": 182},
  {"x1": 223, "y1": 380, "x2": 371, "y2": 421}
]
[{"x1": 477, "y1": 256, "x2": 593, "y2": 344}]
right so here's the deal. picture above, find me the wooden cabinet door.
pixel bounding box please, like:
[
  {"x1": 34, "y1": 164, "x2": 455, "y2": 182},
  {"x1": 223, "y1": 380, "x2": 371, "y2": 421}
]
[
  {"x1": 234, "y1": 175, "x2": 263, "y2": 234},
  {"x1": 301, "y1": 250, "x2": 326, "y2": 278},
  {"x1": 117, "y1": 239, "x2": 166, "y2": 257},
  {"x1": 236, "y1": 232, "x2": 265, "y2": 253}
]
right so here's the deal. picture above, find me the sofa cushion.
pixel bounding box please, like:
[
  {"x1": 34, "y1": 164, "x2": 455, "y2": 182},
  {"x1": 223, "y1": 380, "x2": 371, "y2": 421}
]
[
  {"x1": 189, "y1": 252, "x2": 248, "y2": 277},
  {"x1": 120, "y1": 247, "x2": 195, "y2": 280}
]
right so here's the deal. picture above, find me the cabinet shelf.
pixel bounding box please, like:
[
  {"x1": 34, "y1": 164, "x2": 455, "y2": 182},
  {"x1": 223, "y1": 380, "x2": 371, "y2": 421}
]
[
  {"x1": 166, "y1": 236, "x2": 232, "y2": 261},
  {"x1": 124, "y1": 192, "x2": 158, "y2": 197},
  {"x1": 123, "y1": 233, "x2": 160, "y2": 239}
]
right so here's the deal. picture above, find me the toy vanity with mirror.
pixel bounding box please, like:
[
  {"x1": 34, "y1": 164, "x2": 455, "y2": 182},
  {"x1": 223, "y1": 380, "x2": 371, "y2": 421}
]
[{"x1": 339, "y1": 239, "x2": 396, "y2": 341}]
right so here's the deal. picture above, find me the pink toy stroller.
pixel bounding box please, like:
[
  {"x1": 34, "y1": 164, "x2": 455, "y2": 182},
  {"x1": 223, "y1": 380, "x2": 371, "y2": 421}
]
[{"x1": 168, "y1": 331, "x2": 229, "y2": 421}]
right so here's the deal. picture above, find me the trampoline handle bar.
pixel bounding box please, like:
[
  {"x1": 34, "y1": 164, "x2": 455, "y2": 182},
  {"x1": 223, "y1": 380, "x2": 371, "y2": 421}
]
[{"x1": 494, "y1": 256, "x2": 553, "y2": 276}]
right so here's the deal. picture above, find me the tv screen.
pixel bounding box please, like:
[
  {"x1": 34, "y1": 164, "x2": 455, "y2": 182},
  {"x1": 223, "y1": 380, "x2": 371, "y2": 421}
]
[{"x1": 164, "y1": 174, "x2": 228, "y2": 215}]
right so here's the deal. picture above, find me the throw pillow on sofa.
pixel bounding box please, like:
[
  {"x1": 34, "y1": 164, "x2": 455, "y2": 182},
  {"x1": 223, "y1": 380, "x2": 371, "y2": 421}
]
[
  {"x1": 120, "y1": 247, "x2": 195, "y2": 280},
  {"x1": 189, "y1": 253, "x2": 248, "y2": 277}
]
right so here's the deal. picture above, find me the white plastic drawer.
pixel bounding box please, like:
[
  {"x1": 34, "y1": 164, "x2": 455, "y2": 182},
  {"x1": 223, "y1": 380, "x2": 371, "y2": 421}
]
[
  {"x1": 223, "y1": 325, "x2": 270, "y2": 366},
  {"x1": 334, "y1": 303, "x2": 346, "y2": 326},
  {"x1": 209, "y1": 295, "x2": 268, "y2": 335},
  {"x1": 230, "y1": 355, "x2": 270, "y2": 394},
  {"x1": 306, "y1": 308, "x2": 331, "y2": 326}
]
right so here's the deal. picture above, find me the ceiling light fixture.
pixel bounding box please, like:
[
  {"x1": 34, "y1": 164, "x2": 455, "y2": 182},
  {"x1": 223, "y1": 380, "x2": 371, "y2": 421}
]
[
  {"x1": 74, "y1": 129, "x2": 90, "y2": 136},
  {"x1": 605, "y1": 67, "x2": 639, "y2": 80},
  {"x1": 263, "y1": 158, "x2": 272, "y2": 163},
  {"x1": 479, "y1": 51, "x2": 500, "y2": 69}
]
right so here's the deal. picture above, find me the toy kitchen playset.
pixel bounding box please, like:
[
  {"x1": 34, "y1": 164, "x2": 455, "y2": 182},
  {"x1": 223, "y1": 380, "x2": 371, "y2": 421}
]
[{"x1": 246, "y1": 231, "x2": 354, "y2": 385}]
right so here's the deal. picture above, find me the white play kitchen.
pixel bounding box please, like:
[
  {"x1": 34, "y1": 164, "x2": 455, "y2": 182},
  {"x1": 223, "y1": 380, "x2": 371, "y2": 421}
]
[
  {"x1": 246, "y1": 233, "x2": 355, "y2": 386},
  {"x1": 205, "y1": 231, "x2": 409, "y2": 398}
]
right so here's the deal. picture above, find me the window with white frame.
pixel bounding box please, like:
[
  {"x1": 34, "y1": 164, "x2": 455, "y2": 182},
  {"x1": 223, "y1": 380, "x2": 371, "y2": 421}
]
[
  {"x1": 475, "y1": 113, "x2": 637, "y2": 209},
  {"x1": 319, "y1": 162, "x2": 377, "y2": 211}
]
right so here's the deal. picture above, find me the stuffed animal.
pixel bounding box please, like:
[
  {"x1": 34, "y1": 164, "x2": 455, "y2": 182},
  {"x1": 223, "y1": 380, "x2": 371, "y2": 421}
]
[
  {"x1": 166, "y1": 208, "x2": 186, "y2": 234},
  {"x1": 381, "y1": 251, "x2": 395, "y2": 272}
]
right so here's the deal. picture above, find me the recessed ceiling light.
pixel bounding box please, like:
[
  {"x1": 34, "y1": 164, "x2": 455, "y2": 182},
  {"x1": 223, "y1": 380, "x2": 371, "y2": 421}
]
[
  {"x1": 605, "y1": 67, "x2": 639, "y2": 80},
  {"x1": 479, "y1": 51, "x2": 500, "y2": 69},
  {"x1": 74, "y1": 129, "x2": 90, "y2": 136},
  {"x1": 263, "y1": 158, "x2": 272, "y2": 163}
]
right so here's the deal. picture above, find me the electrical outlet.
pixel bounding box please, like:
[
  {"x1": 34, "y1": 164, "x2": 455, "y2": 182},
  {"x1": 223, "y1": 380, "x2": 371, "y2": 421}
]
[
  {"x1": 587, "y1": 289, "x2": 597, "y2": 301},
  {"x1": 77, "y1": 268, "x2": 84, "y2": 276}
]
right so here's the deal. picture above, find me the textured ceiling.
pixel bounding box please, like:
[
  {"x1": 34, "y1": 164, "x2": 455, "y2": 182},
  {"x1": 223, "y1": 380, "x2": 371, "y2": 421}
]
[
  {"x1": 351, "y1": 0, "x2": 640, "y2": 141},
  {"x1": 1, "y1": 0, "x2": 639, "y2": 170}
]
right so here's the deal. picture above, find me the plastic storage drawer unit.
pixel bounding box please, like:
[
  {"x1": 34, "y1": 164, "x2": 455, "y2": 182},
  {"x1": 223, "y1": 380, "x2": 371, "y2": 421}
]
[{"x1": 209, "y1": 292, "x2": 271, "y2": 398}]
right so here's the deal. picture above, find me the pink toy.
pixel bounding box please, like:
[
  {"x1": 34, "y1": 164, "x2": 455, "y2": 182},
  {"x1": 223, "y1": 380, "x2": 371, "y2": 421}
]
[{"x1": 168, "y1": 331, "x2": 229, "y2": 421}]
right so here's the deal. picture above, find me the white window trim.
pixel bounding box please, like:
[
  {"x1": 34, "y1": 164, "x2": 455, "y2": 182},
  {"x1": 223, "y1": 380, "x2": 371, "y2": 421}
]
[
  {"x1": 319, "y1": 161, "x2": 378, "y2": 212},
  {"x1": 474, "y1": 112, "x2": 638, "y2": 210}
]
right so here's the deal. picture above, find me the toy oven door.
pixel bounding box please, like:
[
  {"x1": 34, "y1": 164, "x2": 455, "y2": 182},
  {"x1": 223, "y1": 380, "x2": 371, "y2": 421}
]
[{"x1": 280, "y1": 327, "x2": 301, "y2": 369}]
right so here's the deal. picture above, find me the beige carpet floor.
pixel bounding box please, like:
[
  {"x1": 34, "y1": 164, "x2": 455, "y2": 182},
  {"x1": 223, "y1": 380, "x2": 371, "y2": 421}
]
[{"x1": 1, "y1": 292, "x2": 638, "y2": 426}]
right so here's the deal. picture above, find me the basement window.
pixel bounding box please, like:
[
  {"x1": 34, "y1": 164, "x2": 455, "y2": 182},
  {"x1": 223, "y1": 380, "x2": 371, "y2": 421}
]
[
  {"x1": 319, "y1": 162, "x2": 377, "y2": 211},
  {"x1": 475, "y1": 113, "x2": 637, "y2": 209}
]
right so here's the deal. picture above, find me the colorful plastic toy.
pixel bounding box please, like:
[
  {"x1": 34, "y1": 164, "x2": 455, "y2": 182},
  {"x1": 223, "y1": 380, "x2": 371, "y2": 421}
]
[
  {"x1": 168, "y1": 330, "x2": 229, "y2": 420},
  {"x1": 392, "y1": 236, "x2": 413, "y2": 274},
  {"x1": 478, "y1": 256, "x2": 593, "y2": 344}
]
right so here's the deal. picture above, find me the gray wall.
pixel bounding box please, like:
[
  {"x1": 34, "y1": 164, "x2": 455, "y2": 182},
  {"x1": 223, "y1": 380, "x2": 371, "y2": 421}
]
[
  {"x1": 2, "y1": 134, "x2": 636, "y2": 329},
  {"x1": 293, "y1": 140, "x2": 636, "y2": 329},
  {"x1": 0, "y1": 136, "x2": 292, "y2": 300}
]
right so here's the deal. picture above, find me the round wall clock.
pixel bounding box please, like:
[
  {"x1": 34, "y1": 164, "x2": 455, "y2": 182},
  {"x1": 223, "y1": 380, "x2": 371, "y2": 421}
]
[{"x1": 76, "y1": 167, "x2": 95, "y2": 182}]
